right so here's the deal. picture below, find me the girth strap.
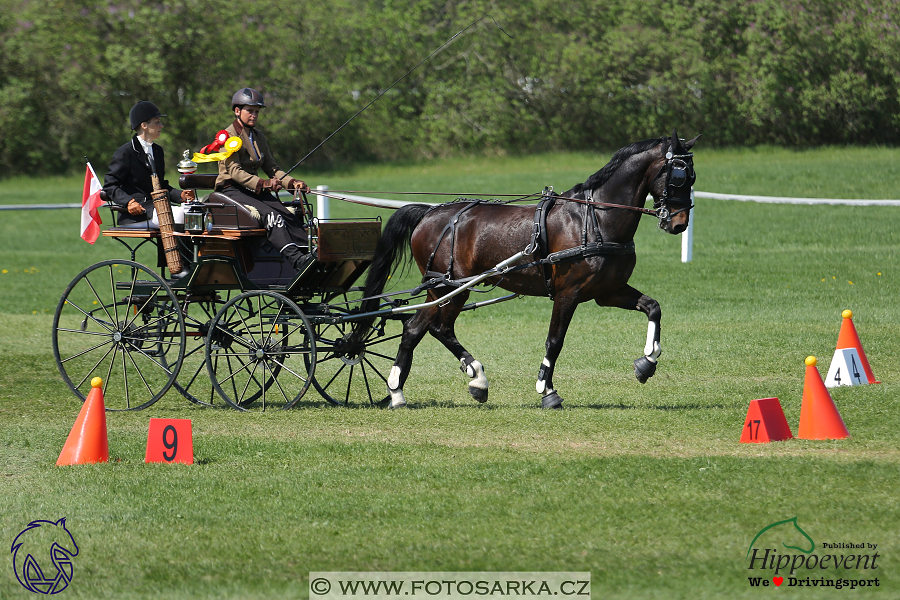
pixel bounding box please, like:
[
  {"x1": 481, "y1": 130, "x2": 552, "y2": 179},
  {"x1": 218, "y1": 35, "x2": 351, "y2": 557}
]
[{"x1": 524, "y1": 190, "x2": 557, "y2": 298}]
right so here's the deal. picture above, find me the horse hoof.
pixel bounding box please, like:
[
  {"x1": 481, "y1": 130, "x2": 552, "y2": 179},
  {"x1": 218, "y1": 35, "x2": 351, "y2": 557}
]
[
  {"x1": 541, "y1": 391, "x2": 564, "y2": 410},
  {"x1": 468, "y1": 385, "x2": 488, "y2": 403},
  {"x1": 633, "y1": 356, "x2": 657, "y2": 383},
  {"x1": 388, "y1": 388, "x2": 407, "y2": 410}
]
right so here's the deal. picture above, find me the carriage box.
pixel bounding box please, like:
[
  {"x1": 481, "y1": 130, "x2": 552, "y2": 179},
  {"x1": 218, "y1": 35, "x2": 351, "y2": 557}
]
[{"x1": 316, "y1": 220, "x2": 381, "y2": 262}]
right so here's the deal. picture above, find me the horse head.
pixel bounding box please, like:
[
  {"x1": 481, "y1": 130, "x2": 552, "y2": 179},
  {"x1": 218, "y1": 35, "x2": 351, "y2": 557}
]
[{"x1": 647, "y1": 130, "x2": 700, "y2": 235}]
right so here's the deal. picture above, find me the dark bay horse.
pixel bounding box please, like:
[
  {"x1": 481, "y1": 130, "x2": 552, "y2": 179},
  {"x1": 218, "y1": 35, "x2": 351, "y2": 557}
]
[{"x1": 354, "y1": 132, "x2": 699, "y2": 409}]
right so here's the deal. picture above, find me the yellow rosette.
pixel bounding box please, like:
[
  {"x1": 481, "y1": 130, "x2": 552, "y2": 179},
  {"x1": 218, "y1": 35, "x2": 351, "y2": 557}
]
[{"x1": 192, "y1": 136, "x2": 243, "y2": 163}]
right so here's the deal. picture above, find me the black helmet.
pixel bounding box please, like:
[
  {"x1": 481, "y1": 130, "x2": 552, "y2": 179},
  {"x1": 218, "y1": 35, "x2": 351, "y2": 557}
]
[
  {"x1": 231, "y1": 88, "x2": 266, "y2": 110},
  {"x1": 129, "y1": 101, "x2": 166, "y2": 130}
]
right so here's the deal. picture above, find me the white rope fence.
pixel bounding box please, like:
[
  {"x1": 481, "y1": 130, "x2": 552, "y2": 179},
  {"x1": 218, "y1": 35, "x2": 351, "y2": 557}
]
[
  {"x1": 314, "y1": 186, "x2": 900, "y2": 264},
  {"x1": 6, "y1": 186, "x2": 893, "y2": 266}
]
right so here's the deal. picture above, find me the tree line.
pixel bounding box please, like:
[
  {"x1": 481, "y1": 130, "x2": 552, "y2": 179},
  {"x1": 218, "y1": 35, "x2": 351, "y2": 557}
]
[{"x1": 1, "y1": 0, "x2": 898, "y2": 177}]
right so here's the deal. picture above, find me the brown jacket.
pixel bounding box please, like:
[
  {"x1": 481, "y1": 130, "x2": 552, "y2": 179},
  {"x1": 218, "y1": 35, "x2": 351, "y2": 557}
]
[{"x1": 215, "y1": 119, "x2": 295, "y2": 193}]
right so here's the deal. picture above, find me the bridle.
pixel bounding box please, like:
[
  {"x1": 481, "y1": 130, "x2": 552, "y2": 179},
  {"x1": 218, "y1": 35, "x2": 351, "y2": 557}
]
[
  {"x1": 577, "y1": 146, "x2": 695, "y2": 228},
  {"x1": 651, "y1": 149, "x2": 696, "y2": 229}
]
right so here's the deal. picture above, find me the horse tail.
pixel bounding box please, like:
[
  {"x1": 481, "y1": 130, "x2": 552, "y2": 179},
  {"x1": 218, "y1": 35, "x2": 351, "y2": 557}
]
[{"x1": 349, "y1": 203, "x2": 432, "y2": 342}]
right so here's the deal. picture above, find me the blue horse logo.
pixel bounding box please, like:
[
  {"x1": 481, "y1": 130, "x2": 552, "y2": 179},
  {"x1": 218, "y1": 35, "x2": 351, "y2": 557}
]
[{"x1": 10, "y1": 518, "x2": 79, "y2": 594}]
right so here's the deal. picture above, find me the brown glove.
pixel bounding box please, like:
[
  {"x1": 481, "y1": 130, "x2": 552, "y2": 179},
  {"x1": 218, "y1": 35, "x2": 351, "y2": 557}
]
[
  {"x1": 262, "y1": 179, "x2": 284, "y2": 192},
  {"x1": 180, "y1": 189, "x2": 196, "y2": 202},
  {"x1": 127, "y1": 199, "x2": 146, "y2": 215},
  {"x1": 288, "y1": 179, "x2": 310, "y2": 193}
]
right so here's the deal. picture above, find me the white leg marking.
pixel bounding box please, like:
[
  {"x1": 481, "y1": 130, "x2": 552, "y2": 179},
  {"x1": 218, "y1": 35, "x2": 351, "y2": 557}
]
[
  {"x1": 536, "y1": 356, "x2": 552, "y2": 393},
  {"x1": 387, "y1": 365, "x2": 401, "y2": 390},
  {"x1": 467, "y1": 360, "x2": 488, "y2": 391},
  {"x1": 644, "y1": 321, "x2": 658, "y2": 357},
  {"x1": 388, "y1": 387, "x2": 407, "y2": 409}
]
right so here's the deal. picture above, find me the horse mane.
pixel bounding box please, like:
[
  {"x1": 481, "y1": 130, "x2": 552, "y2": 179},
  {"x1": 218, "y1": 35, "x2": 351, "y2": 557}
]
[{"x1": 571, "y1": 136, "x2": 668, "y2": 195}]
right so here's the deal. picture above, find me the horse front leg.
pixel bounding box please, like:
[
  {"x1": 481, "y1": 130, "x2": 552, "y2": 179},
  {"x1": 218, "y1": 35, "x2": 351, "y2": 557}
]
[
  {"x1": 536, "y1": 295, "x2": 578, "y2": 409},
  {"x1": 599, "y1": 285, "x2": 661, "y2": 384}
]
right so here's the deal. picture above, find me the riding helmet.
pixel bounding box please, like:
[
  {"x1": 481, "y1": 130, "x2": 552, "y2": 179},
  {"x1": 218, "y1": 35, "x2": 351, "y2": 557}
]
[
  {"x1": 231, "y1": 88, "x2": 266, "y2": 110},
  {"x1": 129, "y1": 101, "x2": 166, "y2": 130}
]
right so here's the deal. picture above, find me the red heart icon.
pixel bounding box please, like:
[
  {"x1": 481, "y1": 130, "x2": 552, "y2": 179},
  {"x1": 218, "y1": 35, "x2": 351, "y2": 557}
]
[{"x1": 773, "y1": 577, "x2": 784, "y2": 586}]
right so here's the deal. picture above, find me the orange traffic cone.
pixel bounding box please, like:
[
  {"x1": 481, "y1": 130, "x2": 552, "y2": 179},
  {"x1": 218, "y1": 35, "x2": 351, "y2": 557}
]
[
  {"x1": 797, "y1": 357, "x2": 850, "y2": 440},
  {"x1": 836, "y1": 309, "x2": 880, "y2": 383},
  {"x1": 57, "y1": 377, "x2": 109, "y2": 465}
]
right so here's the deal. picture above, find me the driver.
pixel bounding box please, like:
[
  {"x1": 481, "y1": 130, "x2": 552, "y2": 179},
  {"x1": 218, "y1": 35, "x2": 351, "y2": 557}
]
[
  {"x1": 103, "y1": 101, "x2": 191, "y2": 225},
  {"x1": 214, "y1": 87, "x2": 311, "y2": 270}
]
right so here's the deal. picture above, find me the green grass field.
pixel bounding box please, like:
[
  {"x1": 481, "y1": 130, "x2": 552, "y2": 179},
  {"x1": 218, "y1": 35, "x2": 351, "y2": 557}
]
[{"x1": 1, "y1": 146, "x2": 898, "y2": 599}]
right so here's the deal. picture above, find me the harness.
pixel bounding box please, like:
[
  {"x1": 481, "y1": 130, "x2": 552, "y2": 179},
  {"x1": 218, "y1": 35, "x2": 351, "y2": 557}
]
[
  {"x1": 420, "y1": 189, "x2": 635, "y2": 300},
  {"x1": 417, "y1": 146, "x2": 694, "y2": 299}
]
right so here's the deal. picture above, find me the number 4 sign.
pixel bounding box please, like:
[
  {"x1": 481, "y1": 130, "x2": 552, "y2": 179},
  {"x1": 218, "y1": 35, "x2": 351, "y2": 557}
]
[
  {"x1": 145, "y1": 418, "x2": 194, "y2": 464},
  {"x1": 824, "y1": 348, "x2": 869, "y2": 388}
]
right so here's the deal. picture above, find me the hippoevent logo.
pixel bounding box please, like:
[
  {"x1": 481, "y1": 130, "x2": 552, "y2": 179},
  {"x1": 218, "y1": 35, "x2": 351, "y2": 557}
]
[
  {"x1": 746, "y1": 517, "x2": 880, "y2": 590},
  {"x1": 10, "y1": 518, "x2": 79, "y2": 594}
]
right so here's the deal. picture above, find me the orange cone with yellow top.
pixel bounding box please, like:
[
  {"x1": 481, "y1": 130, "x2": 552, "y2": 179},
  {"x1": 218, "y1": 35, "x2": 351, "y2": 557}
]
[
  {"x1": 797, "y1": 356, "x2": 850, "y2": 440},
  {"x1": 57, "y1": 377, "x2": 109, "y2": 465},
  {"x1": 836, "y1": 309, "x2": 879, "y2": 384}
]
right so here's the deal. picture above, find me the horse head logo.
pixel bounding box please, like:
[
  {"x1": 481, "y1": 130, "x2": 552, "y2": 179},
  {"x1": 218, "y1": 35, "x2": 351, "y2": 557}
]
[
  {"x1": 746, "y1": 516, "x2": 815, "y2": 559},
  {"x1": 10, "y1": 518, "x2": 79, "y2": 594}
]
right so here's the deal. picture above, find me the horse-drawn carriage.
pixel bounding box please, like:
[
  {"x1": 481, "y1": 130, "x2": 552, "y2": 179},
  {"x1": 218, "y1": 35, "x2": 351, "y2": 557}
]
[
  {"x1": 53, "y1": 132, "x2": 698, "y2": 412},
  {"x1": 52, "y1": 171, "x2": 404, "y2": 411}
]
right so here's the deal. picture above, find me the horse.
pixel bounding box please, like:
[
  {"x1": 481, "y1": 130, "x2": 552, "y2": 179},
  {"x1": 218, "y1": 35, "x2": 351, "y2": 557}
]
[{"x1": 352, "y1": 131, "x2": 699, "y2": 409}]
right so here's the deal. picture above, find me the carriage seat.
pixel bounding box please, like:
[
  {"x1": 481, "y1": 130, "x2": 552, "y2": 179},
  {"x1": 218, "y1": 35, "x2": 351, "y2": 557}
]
[
  {"x1": 179, "y1": 173, "x2": 217, "y2": 190},
  {"x1": 99, "y1": 190, "x2": 185, "y2": 231},
  {"x1": 178, "y1": 173, "x2": 304, "y2": 232}
]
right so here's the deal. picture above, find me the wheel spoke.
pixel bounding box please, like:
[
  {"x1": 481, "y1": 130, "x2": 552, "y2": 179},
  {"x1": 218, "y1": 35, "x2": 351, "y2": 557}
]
[
  {"x1": 53, "y1": 260, "x2": 185, "y2": 411},
  {"x1": 207, "y1": 291, "x2": 314, "y2": 410}
]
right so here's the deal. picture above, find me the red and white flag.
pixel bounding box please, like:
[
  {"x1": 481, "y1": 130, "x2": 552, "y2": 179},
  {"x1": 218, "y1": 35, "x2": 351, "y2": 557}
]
[{"x1": 81, "y1": 162, "x2": 103, "y2": 244}]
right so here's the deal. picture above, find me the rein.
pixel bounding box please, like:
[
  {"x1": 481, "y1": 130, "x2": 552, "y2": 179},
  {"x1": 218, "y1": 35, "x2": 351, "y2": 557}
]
[{"x1": 316, "y1": 188, "x2": 664, "y2": 217}]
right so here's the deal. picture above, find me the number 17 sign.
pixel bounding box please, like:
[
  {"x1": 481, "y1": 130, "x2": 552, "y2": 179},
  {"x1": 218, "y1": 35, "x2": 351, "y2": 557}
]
[{"x1": 145, "y1": 418, "x2": 193, "y2": 464}]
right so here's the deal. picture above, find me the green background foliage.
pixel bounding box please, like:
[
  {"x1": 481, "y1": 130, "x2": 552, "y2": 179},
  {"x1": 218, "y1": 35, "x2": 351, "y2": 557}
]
[{"x1": 1, "y1": 0, "x2": 899, "y2": 176}]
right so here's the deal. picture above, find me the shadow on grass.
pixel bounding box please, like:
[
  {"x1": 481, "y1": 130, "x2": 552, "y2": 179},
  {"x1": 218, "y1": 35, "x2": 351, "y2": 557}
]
[{"x1": 582, "y1": 402, "x2": 729, "y2": 410}]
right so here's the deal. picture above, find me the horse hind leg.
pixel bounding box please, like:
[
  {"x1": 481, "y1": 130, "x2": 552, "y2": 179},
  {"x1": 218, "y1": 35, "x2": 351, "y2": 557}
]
[
  {"x1": 427, "y1": 296, "x2": 489, "y2": 403},
  {"x1": 459, "y1": 354, "x2": 488, "y2": 402},
  {"x1": 386, "y1": 305, "x2": 440, "y2": 409}
]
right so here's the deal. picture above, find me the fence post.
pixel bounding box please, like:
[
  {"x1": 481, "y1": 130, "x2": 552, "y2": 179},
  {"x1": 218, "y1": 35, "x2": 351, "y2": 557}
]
[
  {"x1": 317, "y1": 185, "x2": 330, "y2": 220},
  {"x1": 681, "y1": 188, "x2": 694, "y2": 263}
]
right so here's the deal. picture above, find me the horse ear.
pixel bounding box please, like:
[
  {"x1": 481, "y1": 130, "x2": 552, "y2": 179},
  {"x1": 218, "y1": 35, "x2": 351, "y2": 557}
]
[
  {"x1": 671, "y1": 129, "x2": 679, "y2": 152},
  {"x1": 684, "y1": 134, "x2": 702, "y2": 150}
]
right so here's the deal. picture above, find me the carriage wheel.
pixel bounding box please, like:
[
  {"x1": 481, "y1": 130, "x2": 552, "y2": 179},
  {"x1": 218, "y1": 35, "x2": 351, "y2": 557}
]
[
  {"x1": 206, "y1": 291, "x2": 316, "y2": 411},
  {"x1": 170, "y1": 290, "x2": 235, "y2": 407},
  {"x1": 52, "y1": 260, "x2": 186, "y2": 411},
  {"x1": 308, "y1": 290, "x2": 403, "y2": 407}
]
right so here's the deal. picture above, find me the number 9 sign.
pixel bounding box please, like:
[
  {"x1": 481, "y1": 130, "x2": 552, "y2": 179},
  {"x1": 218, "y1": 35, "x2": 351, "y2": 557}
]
[{"x1": 145, "y1": 419, "x2": 193, "y2": 464}]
